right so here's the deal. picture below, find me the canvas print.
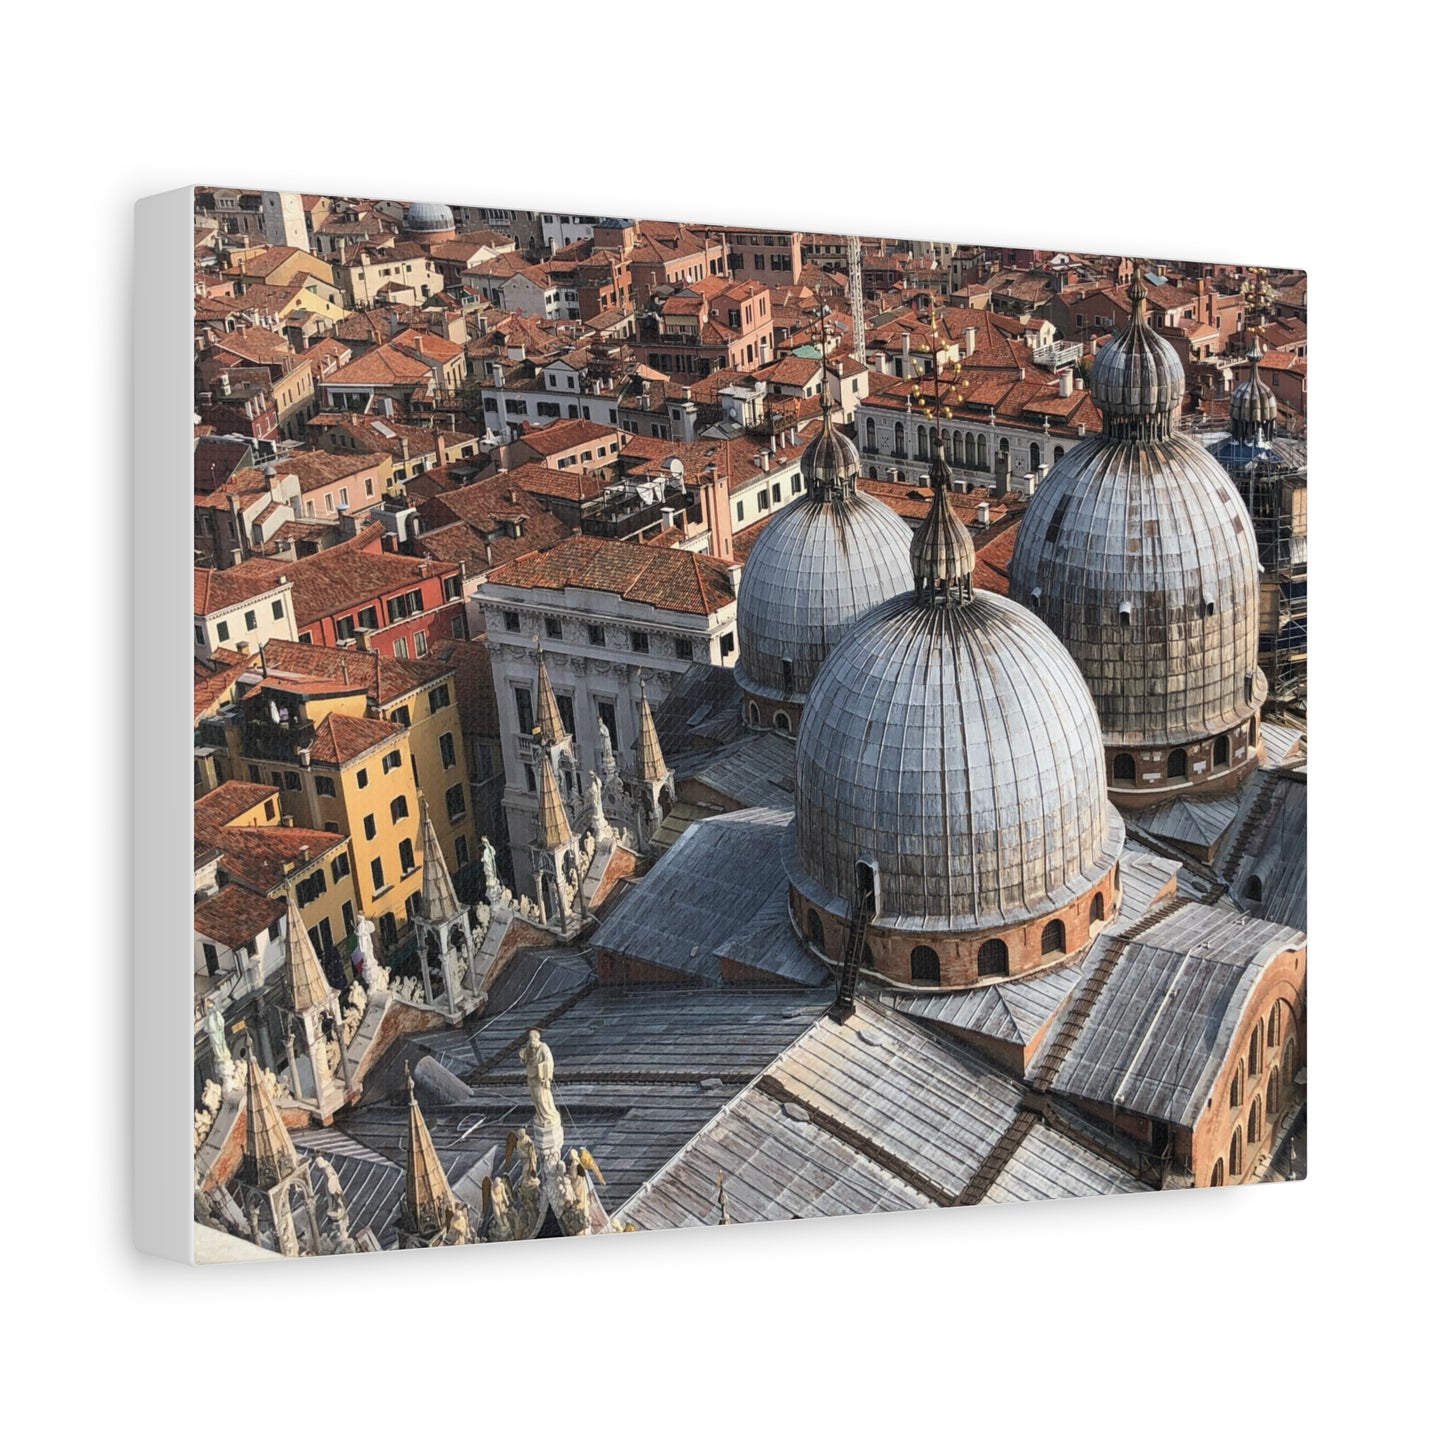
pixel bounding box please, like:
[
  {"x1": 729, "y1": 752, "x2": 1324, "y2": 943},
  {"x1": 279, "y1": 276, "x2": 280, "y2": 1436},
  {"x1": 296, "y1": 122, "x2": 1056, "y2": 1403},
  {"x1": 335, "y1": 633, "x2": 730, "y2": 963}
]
[{"x1": 185, "y1": 190, "x2": 1306, "y2": 1257}]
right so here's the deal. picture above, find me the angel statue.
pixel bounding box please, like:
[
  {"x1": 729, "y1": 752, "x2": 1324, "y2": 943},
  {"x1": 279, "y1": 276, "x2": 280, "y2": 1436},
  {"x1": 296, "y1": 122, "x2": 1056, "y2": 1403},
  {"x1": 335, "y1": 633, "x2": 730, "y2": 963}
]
[
  {"x1": 597, "y1": 716, "x2": 616, "y2": 777},
  {"x1": 482, "y1": 1174, "x2": 518, "y2": 1243},
  {"x1": 479, "y1": 835, "x2": 500, "y2": 903},
  {"x1": 519, "y1": 1029, "x2": 562, "y2": 1129}
]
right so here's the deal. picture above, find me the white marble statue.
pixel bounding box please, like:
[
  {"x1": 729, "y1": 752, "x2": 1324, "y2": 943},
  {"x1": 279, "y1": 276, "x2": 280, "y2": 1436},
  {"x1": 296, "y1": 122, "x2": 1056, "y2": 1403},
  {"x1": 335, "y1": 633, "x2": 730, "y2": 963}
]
[
  {"x1": 598, "y1": 717, "x2": 616, "y2": 777},
  {"x1": 203, "y1": 1001, "x2": 238, "y2": 1094},
  {"x1": 519, "y1": 1029, "x2": 562, "y2": 1129},
  {"x1": 355, "y1": 916, "x2": 383, "y2": 993},
  {"x1": 479, "y1": 835, "x2": 500, "y2": 903}
]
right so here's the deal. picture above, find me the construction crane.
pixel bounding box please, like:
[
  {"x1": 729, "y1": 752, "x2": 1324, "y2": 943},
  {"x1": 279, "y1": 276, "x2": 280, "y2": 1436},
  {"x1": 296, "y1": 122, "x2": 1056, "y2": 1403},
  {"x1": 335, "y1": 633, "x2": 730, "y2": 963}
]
[{"x1": 847, "y1": 234, "x2": 867, "y2": 366}]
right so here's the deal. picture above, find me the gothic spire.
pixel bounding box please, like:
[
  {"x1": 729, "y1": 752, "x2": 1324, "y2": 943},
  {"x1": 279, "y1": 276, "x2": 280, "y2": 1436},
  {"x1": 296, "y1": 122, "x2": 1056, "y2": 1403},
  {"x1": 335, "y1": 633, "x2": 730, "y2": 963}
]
[
  {"x1": 400, "y1": 1062, "x2": 458, "y2": 1241},
  {"x1": 634, "y1": 679, "x2": 668, "y2": 784},
  {"x1": 534, "y1": 747, "x2": 572, "y2": 850},
  {"x1": 283, "y1": 889, "x2": 331, "y2": 1014},
  {"x1": 534, "y1": 639, "x2": 566, "y2": 747},
  {"x1": 417, "y1": 791, "x2": 462, "y2": 921},
  {"x1": 238, "y1": 1051, "x2": 299, "y2": 1191}
]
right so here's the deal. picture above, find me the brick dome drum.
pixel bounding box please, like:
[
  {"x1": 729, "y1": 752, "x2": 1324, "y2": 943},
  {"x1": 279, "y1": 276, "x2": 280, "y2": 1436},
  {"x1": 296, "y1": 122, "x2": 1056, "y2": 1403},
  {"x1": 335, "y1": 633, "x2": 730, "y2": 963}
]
[{"x1": 787, "y1": 590, "x2": 1124, "y2": 935}]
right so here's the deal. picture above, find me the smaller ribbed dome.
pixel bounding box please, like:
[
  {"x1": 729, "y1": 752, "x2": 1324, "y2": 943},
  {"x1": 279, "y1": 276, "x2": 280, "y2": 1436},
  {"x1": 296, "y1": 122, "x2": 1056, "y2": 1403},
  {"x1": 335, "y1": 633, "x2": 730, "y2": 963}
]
[
  {"x1": 406, "y1": 202, "x2": 455, "y2": 234},
  {"x1": 1229, "y1": 334, "x2": 1277, "y2": 442},
  {"x1": 911, "y1": 450, "x2": 974, "y2": 602},
  {"x1": 799, "y1": 404, "x2": 861, "y2": 499},
  {"x1": 1089, "y1": 268, "x2": 1185, "y2": 433}
]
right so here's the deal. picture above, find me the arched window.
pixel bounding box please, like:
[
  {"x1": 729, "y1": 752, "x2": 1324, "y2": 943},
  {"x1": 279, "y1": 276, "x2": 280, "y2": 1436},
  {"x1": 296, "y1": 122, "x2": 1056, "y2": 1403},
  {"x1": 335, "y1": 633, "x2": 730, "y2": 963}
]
[
  {"x1": 1249, "y1": 1021, "x2": 1263, "y2": 1076},
  {"x1": 1229, "y1": 1126, "x2": 1243, "y2": 1176},
  {"x1": 1090, "y1": 892, "x2": 1105, "y2": 925},
  {"x1": 1283, "y1": 1037, "x2": 1296, "y2": 1083},
  {"x1": 1113, "y1": 753, "x2": 1136, "y2": 783},
  {"x1": 1230, "y1": 1060, "x2": 1244, "y2": 1109},
  {"x1": 865, "y1": 417, "x2": 875, "y2": 451},
  {"x1": 951, "y1": 430, "x2": 963, "y2": 466},
  {"x1": 978, "y1": 938, "x2": 1008, "y2": 977},
  {"x1": 917, "y1": 424, "x2": 929, "y2": 459},
  {"x1": 773, "y1": 711, "x2": 791, "y2": 734},
  {"x1": 1210, "y1": 1158, "x2": 1225, "y2": 1188},
  {"x1": 747, "y1": 701, "x2": 760, "y2": 727},
  {"x1": 1167, "y1": 748, "x2": 1187, "y2": 779},
  {"x1": 1245, "y1": 875, "x2": 1263, "y2": 902},
  {"x1": 855, "y1": 860, "x2": 878, "y2": 914},
  {"x1": 965, "y1": 433, "x2": 977, "y2": 468},
  {"x1": 806, "y1": 909, "x2": 824, "y2": 950},
  {"x1": 1267, "y1": 999, "x2": 1282, "y2": 1048},
  {"x1": 868, "y1": 466, "x2": 878, "y2": 479},
  {"x1": 893, "y1": 422, "x2": 904, "y2": 457},
  {"x1": 910, "y1": 945, "x2": 940, "y2": 983},
  {"x1": 1247, "y1": 1097, "x2": 1262, "y2": 1145},
  {"x1": 1213, "y1": 734, "x2": 1230, "y2": 768},
  {"x1": 1029, "y1": 441, "x2": 1041, "y2": 472},
  {"x1": 998, "y1": 437, "x2": 1010, "y2": 466},
  {"x1": 1267, "y1": 1067, "x2": 1281, "y2": 1116},
  {"x1": 1041, "y1": 919, "x2": 1065, "y2": 956},
  {"x1": 1053, "y1": 445, "x2": 1064, "y2": 463}
]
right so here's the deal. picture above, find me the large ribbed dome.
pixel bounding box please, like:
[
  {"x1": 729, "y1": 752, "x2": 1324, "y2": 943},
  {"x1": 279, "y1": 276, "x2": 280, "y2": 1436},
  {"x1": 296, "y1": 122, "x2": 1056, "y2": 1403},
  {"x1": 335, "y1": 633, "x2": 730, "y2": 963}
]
[
  {"x1": 735, "y1": 402, "x2": 913, "y2": 706},
  {"x1": 406, "y1": 202, "x2": 455, "y2": 235},
  {"x1": 1009, "y1": 436, "x2": 1262, "y2": 747},
  {"x1": 788, "y1": 590, "x2": 1122, "y2": 933},
  {"x1": 1010, "y1": 263, "x2": 1263, "y2": 754},
  {"x1": 736, "y1": 491, "x2": 914, "y2": 702}
]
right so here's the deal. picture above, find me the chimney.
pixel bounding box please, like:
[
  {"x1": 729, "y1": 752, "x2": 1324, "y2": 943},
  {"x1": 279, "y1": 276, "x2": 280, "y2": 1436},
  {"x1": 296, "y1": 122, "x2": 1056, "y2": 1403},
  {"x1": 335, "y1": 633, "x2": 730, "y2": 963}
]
[
  {"x1": 1018, "y1": 364, "x2": 1027, "y2": 381},
  {"x1": 1058, "y1": 370, "x2": 1074, "y2": 398},
  {"x1": 219, "y1": 371, "x2": 232, "y2": 397},
  {"x1": 400, "y1": 436, "x2": 410, "y2": 462},
  {"x1": 281, "y1": 815, "x2": 294, "y2": 828},
  {"x1": 964, "y1": 327, "x2": 977, "y2": 356},
  {"x1": 976, "y1": 502, "x2": 990, "y2": 525},
  {"x1": 235, "y1": 640, "x2": 251, "y2": 656},
  {"x1": 768, "y1": 433, "x2": 777, "y2": 454}
]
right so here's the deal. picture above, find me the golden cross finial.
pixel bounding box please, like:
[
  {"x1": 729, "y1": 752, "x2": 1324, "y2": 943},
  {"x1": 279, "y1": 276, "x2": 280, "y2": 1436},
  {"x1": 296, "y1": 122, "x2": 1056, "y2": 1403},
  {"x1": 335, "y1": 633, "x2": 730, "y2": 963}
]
[{"x1": 908, "y1": 298, "x2": 967, "y2": 442}]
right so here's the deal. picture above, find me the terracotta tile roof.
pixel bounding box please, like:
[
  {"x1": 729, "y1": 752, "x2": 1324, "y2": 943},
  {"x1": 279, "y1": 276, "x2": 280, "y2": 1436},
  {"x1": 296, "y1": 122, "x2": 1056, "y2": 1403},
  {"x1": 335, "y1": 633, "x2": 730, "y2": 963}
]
[
  {"x1": 512, "y1": 417, "x2": 618, "y2": 460},
  {"x1": 1258, "y1": 350, "x2": 1307, "y2": 375},
  {"x1": 259, "y1": 638, "x2": 451, "y2": 704},
  {"x1": 971, "y1": 514, "x2": 1021, "y2": 596},
  {"x1": 194, "y1": 566, "x2": 291, "y2": 617},
  {"x1": 757, "y1": 355, "x2": 822, "y2": 388},
  {"x1": 307, "y1": 711, "x2": 405, "y2": 766},
  {"x1": 324, "y1": 345, "x2": 432, "y2": 387},
  {"x1": 194, "y1": 883, "x2": 285, "y2": 950},
  {"x1": 281, "y1": 448, "x2": 388, "y2": 488},
  {"x1": 194, "y1": 780, "x2": 278, "y2": 832},
  {"x1": 487, "y1": 535, "x2": 735, "y2": 616},
  {"x1": 858, "y1": 477, "x2": 935, "y2": 522},
  {"x1": 208, "y1": 327, "x2": 295, "y2": 367},
  {"x1": 201, "y1": 823, "x2": 349, "y2": 894},
  {"x1": 416, "y1": 475, "x2": 570, "y2": 555}
]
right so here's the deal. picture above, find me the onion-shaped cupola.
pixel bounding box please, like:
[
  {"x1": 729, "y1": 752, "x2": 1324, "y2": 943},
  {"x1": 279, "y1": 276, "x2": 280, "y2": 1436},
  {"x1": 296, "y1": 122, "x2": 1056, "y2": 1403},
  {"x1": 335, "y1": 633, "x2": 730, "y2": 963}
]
[
  {"x1": 1008, "y1": 261, "x2": 1265, "y2": 807},
  {"x1": 787, "y1": 432, "x2": 1124, "y2": 991},
  {"x1": 1229, "y1": 331, "x2": 1278, "y2": 445},
  {"x1": 734, "y1": 390, "x2": 914, "y2": 734}
]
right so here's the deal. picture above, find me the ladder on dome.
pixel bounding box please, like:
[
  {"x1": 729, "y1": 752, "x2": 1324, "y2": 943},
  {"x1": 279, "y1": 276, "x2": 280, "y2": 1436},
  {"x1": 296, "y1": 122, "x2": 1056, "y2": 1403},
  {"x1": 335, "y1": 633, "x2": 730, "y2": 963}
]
[{"x1": 830, "y1": 895, "x2": 876, "y2": 1022}]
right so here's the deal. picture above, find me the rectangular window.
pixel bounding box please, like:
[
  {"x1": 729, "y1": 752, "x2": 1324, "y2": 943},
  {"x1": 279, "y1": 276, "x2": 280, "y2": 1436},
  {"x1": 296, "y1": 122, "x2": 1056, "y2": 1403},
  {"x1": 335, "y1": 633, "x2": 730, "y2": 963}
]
[
  {"x1": 339, "y1": 488, "x2": 348, "y2": 508},
  {"x1": 630, "y1": 631, "x2": 649, "y2": 653},
  {"x1": 393, "y1": 637, "x2": 409, "y2": 658},
  {"x1": 451, "y1": 616, "x2": 465, "y2": 639},
  {"x1": 335, "y1": 615, "x2": 355, "y2": 641},
  {"x1": 504, "y1": 611, "x2": 521, "y2": 632},
  {"x1": 272, "y1": 600, "x2": 284, "y2": 620},
  {"x1": 248, "y1": 765, "x2": 261, "y2": 783},
  {"x1": 365, "y1": 480, "x2": 375, "y2": 497},
  {"x1": 524, "y1": 763, "x2": 536, "y2": 792},
  {"x1": 428, "y1": 685, "x2": 451, "y2": 714},
  {"x1": 757, "y1": 489, "x2": 769, "y2": 512},
  {"x1": 413, "y1": 630, "x2": 428, "y2": 657},
  {"x1": 382, "y1": 750, "x2": 402, "y2": 774},
  {"x1": 379, "y1": 912, "x2": 397, "y2": 948},
  {"x1": 341, "y1": 900, "x2": 355, "y2": 935},
  {"x1": 314, "y1": 776, "x2": 336, "y2": 798},
  {"x1": 356, "y1": 768, "x2": 368, "y2": 789},
  {"x1": 370, "y1": 857, "x2": 385, "y2": 891},
  {"x1": 675, "y1": 637, "x2": 694, "y2": 661},
  {"x1": 244, "y1": 610, "x2": 257, "y2": 631},
  {"x1": 598, "y1": 700, "x2": 617, "y2": 753},
  {"x1": 194, "y1": 624, "x2": 205, "y2": 645},
  {"x1": 325, "y1": 493, "x2": 334, "y2": 513},
  {"x1": 557, "y1": 695, "x2": 575, "y2": 737},
  {"x1": 217, "y1": 620, "x2": 230, "y2": 642},
  {"x1": 454, "y1": 836, "x2": 470, "y2": 868},
  {"x1": 720, "y1": 631, "x2": 735, "y2": 657},
  {"x1": 390, "y1": 796, "x2": 409, "y2": 824},
  {"x1": 399, "y1": 837, "x2": 416, "y2": 874},
  {"x1": 545, "y1": 616, "x2": 562, "y2": 639},
  {"x1": 331, "y1": 853, "x2": 350, "y2": 883},
  {"x1": 446, "y1": 782, "x2": 466, "y2": 821},
  {"x1": 515, "y1": 687, "x2": 534, "y2": 735},
  {"x1": 264, "y1": 798, "x2": 275, "y2": 820},
  {"x1": 440, "y1": 732, "x2": 456, "y2": 769},
  {"x1": 736, "y1": 500, "x2": 745, "y2": 521},
  {"x1": 202, "y1": 942, "x2": 219, "y2": 977},
  {"x1": 443, "y1": 575, "x2": 462, "y2": 601},
  {"x1": 363, "y1": 814, "x2": 376, "y2": 840},
  {"x1": 392, "y1": 705, "x2": 411, "y2": 728},
  {"x1": 268, "y1": 919, "x2": 282, "y2": 942},
  {"x1": 588, "y1": 623, "x2": 605, "y2": 646},
  {"x1": 357, "y1": 606, "x2": 378, "y2": 631},
  {"x1": 271, "y1": 772, "x2": 283, "y2": 790}
]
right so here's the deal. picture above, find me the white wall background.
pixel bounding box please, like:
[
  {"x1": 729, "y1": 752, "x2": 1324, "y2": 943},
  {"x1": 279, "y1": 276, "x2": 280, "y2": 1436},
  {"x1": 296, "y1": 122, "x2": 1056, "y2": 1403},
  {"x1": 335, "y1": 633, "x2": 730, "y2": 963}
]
[{"x1": 10, "y1": 3, "x2": 1435, "y2": 1441}]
